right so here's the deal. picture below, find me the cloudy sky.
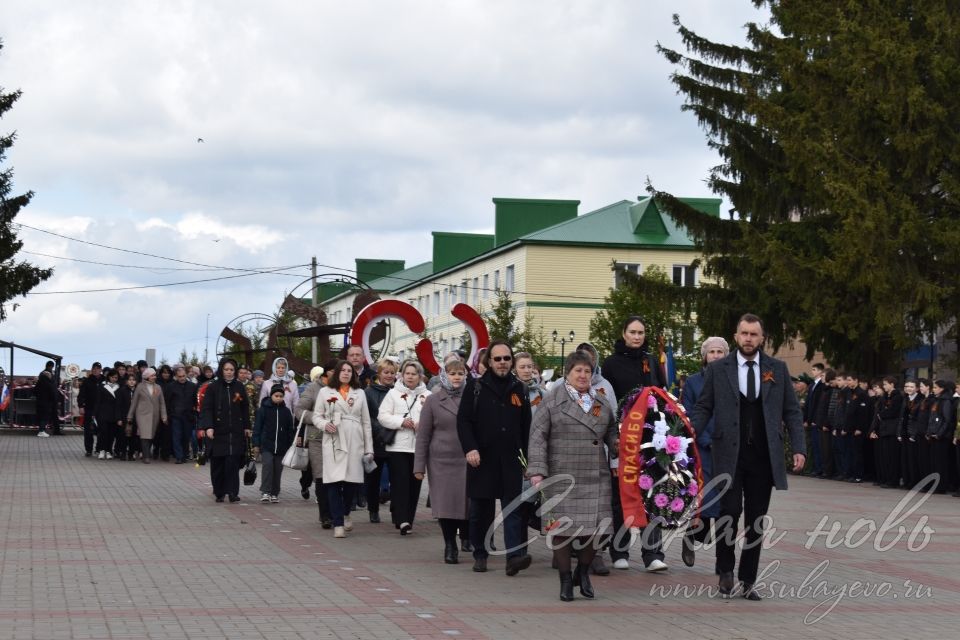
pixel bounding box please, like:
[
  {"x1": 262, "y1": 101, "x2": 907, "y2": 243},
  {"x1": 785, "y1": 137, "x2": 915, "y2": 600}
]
[{"x1": 0, "y1": 0, "x2": 764, "y2": 375}]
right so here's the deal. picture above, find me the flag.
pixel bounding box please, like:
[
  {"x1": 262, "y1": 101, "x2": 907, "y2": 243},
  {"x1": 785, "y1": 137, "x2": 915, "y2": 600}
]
[
  {"x1": 664, "y1": 343, "x2": 677, "y2": 393},
  {"x1": 0, "y1": 384, "x2": 9, "y2": 411}
]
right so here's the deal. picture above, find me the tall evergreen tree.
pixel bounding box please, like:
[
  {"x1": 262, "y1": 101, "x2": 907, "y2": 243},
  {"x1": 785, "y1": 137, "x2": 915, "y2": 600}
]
[
  {"x1": 1, "y1": 38, "x2": 51, "y2": 321},
  {"x1": 651, "y1": 1, "x2": 960, "y2": 373}
]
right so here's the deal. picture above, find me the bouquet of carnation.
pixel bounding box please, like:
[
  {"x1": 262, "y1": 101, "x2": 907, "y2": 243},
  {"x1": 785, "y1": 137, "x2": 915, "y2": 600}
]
[{"x1": 617, "y1": 386, "x2": 703, "y2": 529}]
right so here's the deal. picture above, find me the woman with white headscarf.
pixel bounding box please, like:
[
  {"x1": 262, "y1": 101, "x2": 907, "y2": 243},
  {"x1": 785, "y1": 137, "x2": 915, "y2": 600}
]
[
  {"x1": 126, "y1": 367, "x2": 168, "y2": 464},
  {"x1": 259, "y1": 357, "x2": 300, "y2": 413}
]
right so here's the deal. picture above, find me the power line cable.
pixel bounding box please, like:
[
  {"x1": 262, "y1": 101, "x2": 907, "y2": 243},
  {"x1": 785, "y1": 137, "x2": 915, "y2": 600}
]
[
  {"x1": 26, "y1": 265, "x2": 308, "y2": 295},
  {"x1": 15, "y1": 222, "x2": 307, "y2": 276},
  {"x1": 20, "y1": 250, "x2": 301, "y2": 273}
]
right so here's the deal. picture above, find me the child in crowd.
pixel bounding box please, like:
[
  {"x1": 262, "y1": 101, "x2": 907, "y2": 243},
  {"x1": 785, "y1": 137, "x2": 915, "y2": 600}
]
[{"x1": 253, "y1": 384, "x2": 295, "y2": 503}]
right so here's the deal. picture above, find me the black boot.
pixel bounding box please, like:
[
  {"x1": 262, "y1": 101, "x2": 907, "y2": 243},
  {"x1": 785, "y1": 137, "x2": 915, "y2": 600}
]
[
  {"x1": 444, "y1": 541, "x2": 459, "y2": 565},
  {"x1": 559, "y1": 571, "x2": 574, "y2": 602},
  {"x1": 573, "y1": 564, "x2": 594, "y2": 599}
]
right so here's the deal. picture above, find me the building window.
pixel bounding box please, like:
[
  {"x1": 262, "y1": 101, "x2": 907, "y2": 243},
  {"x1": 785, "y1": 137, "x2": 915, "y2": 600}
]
[
  {"x1": 614, "y1": 262, "x2": 641, "y2": 288},
  {"x1": 672, "y1": 265, "x2": 697, "y2": 287},
  {"x1": 442, "y1": 288, "x2": 448, "y2": 311},
  {"x1": 483, "y1": 274, "x2": 489, "y2": 299},
  {"x1": 460, "y1": 280, "x2": 468, "y2": 304},
  {"x1": 473, "y1": 277, "x2": 479, "y2": 304},
  {"x1": 505, "y1": 265, "x2": 515, "y2": 292},
  {"x1": 433, "y1": 291, "x2": 440, "y2": 316}
]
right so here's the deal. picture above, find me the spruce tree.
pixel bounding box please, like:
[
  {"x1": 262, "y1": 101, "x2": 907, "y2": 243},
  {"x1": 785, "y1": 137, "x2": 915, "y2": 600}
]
[
  {"x1": 1, "y1": 38, "x2": 51, "y2": 321},
  {"x1": 651, "y1": 1, "x2": 960, "y2": 373}
]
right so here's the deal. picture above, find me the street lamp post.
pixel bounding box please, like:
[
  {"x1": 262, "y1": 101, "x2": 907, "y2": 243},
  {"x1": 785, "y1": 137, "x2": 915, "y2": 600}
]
[{"x1": 552, "y1": 329, "x2": 576, "y2": 366}]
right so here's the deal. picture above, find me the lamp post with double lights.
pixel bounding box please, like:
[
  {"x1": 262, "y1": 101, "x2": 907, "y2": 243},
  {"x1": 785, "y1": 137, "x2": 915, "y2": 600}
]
[{"x1": 552, "y1": 329, "x2": 576, "y2": 366}]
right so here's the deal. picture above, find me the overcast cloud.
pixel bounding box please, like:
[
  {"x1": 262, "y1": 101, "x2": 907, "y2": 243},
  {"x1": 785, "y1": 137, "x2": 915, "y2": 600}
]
[{"x1": 0, "y1": 0, "x2": 765, "y2": 374}]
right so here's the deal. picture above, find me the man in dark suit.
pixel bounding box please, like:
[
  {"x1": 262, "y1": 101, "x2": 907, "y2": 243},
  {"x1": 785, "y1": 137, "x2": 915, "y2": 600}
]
[
  {"x1": 803, "y1": 363, "x2": 825, "y2": 475},
  {"x1": 689, "y1": 314, "x2": 805, "y2": 600}
]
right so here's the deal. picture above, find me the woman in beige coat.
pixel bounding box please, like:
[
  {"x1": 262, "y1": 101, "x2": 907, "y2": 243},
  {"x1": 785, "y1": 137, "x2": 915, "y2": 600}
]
[
  {"x1": 126, "y1": 367, "x2": 167, "y2": 464},
  {"x1": 312, "y1": 360, "x2": 373, "y2": 538}
]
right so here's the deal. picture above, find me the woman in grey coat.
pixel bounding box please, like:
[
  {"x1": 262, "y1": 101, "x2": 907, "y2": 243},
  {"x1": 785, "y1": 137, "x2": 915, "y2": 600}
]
[
  {"x1": 126, "y1": 367, "x2": 168, "y2": 464},
  {"x1": 414, "y1": 358, "x2": 470, "y2": 564},
  {"x1": 527, "y1": 351, "x2": 618, "y2": 602}
]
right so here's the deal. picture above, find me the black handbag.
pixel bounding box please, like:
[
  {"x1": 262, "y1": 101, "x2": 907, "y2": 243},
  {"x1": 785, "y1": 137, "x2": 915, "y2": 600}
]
[
  {"x1": 243, "y1": 458, "x2": 258, "y2": 486},
  {"x1": 242, "y1": 438, "x2": 257, "y2": 485}
]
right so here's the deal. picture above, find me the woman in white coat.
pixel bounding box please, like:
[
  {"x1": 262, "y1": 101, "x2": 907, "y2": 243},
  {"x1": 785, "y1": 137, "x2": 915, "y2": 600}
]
[
  {"x1": 377, "y1": 359, "x2": 430, "y2": 535},
  {"x1": 312, "y1": 360, "x2": 373, "y2": 538}
]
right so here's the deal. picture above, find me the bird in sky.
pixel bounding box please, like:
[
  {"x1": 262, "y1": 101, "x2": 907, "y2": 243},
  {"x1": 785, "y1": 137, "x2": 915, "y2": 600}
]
[{"x1": 197, "y1": 137, "x2": 204, "y2": 143}]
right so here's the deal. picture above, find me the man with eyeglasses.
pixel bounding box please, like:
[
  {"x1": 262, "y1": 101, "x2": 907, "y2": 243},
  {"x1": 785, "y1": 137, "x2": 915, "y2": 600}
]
[{"x1": 457, "y1": 340, "x2": 533, "y2": 576}]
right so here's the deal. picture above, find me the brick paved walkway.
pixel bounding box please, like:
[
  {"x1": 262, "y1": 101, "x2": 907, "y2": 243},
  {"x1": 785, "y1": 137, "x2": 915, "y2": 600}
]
[{"x1": 0, "y1": 431, "x2": 955, "y2": 639}]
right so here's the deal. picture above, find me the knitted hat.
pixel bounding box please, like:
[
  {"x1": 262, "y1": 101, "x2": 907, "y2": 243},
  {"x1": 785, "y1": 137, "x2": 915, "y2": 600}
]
[
  {"x1": 309, "y1": 366, "x2": 325, "y2": 382},
  {"x1": 700, "y1": 337, "x2": 730, "y2": 360},
  {"x1": 270, "y1": 383, "x2": 285, "y2": 396},
  {"x1": 142, "y1": 367, "x2": 157, "y2": 379}
]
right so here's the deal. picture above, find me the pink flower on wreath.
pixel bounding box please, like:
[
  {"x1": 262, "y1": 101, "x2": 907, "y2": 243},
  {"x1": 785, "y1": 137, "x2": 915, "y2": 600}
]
[
  {"x1": 664, "y1": 435, "x2": 683, "y2": 455},
  {"x1": 654, "y1": 493, "x2": 669, "y2": 508},
  {"x1": 664, "y1": 402, "x2": 674, "y2": 415},
  {"x1": 638, "y1": 475, "x2": 654, "y2": 491},
  {"x1": 688, "y1": 481, "x2": 699, "y2": 495},
  {"x1": 670, "y1": 497, "x2": 686, "y2": 513},
  {"x1": 647, "y1": 394, "x2": 658, "y2": 409}
]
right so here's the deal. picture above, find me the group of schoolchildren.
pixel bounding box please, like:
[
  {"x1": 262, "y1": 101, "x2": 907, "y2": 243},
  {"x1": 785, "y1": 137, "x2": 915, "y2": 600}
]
[{"x1": 803, "y1": 364, "x2": 960, "y2": 495}]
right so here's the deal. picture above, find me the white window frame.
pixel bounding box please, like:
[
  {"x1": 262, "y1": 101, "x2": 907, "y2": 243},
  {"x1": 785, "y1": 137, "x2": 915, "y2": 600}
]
[{"x1": 505, "y1": 265, "x2": 515, "y2": 292}]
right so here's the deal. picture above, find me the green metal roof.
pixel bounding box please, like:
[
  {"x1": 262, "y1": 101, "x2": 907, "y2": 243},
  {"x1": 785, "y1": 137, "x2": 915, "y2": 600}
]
[
  {"x1": 518, "y1": 197, "x2": 717, "y2": 247},
  {"x1": 364, "y1": 261, "x2": 434, "y2": 292}
]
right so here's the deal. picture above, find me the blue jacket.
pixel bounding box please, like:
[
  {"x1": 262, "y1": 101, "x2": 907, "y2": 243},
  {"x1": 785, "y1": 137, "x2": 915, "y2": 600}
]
[
  {"x1": 253, "y1": 397, "x2": 295, "y2": 455},
  {"x1": 681, "y1": 370, "x2": 719, "y2": 518}
]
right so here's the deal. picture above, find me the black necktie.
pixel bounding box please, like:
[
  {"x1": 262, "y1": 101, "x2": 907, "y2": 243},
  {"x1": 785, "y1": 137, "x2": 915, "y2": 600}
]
[{"x1": 746, "y1": 360, "x2": 756, "y2": 402}]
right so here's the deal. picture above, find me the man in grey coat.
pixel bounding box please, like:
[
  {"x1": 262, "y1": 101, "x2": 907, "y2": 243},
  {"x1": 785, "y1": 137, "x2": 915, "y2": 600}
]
[{"x1": 688, "y1": 313, "x2": 805, "y2": 601}]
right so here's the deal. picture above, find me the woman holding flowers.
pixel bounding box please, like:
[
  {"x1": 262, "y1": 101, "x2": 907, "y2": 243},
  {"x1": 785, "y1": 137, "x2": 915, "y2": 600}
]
[
  {"x1": 312, "y1": 360, "x2": 374, "y2": 538},
  {"x1": 527, "y1": 351, "x2": 619, "y2": 602}
]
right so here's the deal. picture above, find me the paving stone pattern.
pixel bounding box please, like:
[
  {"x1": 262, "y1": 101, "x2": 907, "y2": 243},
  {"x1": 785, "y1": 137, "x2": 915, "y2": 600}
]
[{"x1": 0, "y1": 432, "x2": 956, "y2": 639}]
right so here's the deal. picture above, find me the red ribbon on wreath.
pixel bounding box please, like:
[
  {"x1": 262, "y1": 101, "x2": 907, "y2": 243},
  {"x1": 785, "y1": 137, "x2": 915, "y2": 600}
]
[{"x1": 617, "y1": 386, "x2": 704, "y2": 530}]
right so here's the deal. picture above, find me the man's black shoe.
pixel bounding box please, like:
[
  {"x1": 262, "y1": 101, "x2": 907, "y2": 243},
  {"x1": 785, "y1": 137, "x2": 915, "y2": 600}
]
[
  {"x1": 718, "y1": 571, "x2": 735, "y2": 598},
  {"x1": 742, "y1": 583, "x2": 762, "y2": 601},
  {"x1": 472, "y1": 557, "x2": 487, "y2": 573},
  {"x1": 369, "y1": 512, "x2": 381, "y2": 523},
  {"x1": 505, "y1": 554, "x2": 531, "y2": 576},
  {"x1": 460, "y1": 539, "x2": 473, "y2": 553},
  {"x1": 681, "y1": 535, "x2": 696, "y2": 567},
  {"x1": 228, "y1": 495, "x2": 240, "y2": 503}
]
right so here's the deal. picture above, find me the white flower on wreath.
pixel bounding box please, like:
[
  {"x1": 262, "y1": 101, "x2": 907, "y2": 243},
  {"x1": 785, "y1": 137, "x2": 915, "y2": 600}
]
[
  {"x1": 673, "y1": 451, "x2": 689, "y2": 465},
  {"x1": 653, "y1": 419, "x2": 669, "y2": 436},
  {"x1": 652, "y1": 433, "x2": 667, "y2": 451}
]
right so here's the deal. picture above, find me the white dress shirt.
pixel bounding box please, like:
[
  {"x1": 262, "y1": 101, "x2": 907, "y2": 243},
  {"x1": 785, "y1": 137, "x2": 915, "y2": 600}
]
[{"x1": 736, "y1": 350, "x2": 761, "y2": 398}]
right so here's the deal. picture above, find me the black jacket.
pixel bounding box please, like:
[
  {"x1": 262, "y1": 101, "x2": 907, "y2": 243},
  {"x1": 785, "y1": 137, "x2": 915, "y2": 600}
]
[
  {"x1": 252, "y1": 397, "x2": 295, "y2": 455},
  {"x1": 844, "y1": 387, "x2": 871, "y2": 433},
  {"x1": 601, "y1": 340, "x2": 666, "y2": 402},
  {"x1": 95, "y1": 382, "x2": 125, "y2": 429},
  {"x1": 456, "y1": 371, "x2": 531, "y2": 500},
  {"x1": 875, "y1": 390, "x2": 903, "y2": 437},
  {"x1": 364, "y1": 382, "x2": 391, "y2": 456},
  {"x1": 804, "y1": 379, "x2": 825, "y2": 425},
  {"x1": 35, "y1": 370, "x2": 58, "y2": 410},
  {"x1": 200, "y1": 377, "x2": 250, "y2": 457},
  {"x1": 926, "y1": 393, "x2": 956, "y2": 439},
  {"x1": 900, "y1": 393, "x2": 922, "y2": 439},
  {"x1": 164, "y1": 379, "x2": 198, "y2": 422},
  {"x1": 827, "y1": 387, "x2": 847, "y2": 430},
  {"x1": 78, "y1": 374, "x2": 102, "y2": 416}
]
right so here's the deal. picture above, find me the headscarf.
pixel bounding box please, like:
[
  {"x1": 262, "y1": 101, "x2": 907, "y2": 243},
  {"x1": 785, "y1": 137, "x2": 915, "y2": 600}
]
[
  {"x1": 141, "y1": 367, "x2": 156, "y2": 380},
  {"x1": 438, "y1": 368, "x2": 464, "y2": 398}
]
